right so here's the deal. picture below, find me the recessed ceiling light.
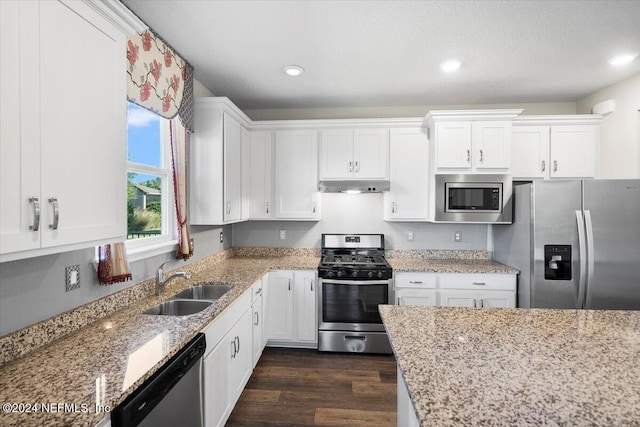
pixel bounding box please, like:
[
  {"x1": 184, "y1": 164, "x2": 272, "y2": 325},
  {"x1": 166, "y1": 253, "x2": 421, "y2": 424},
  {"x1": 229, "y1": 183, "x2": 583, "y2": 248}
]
[
  {"x1": 283, "y1": 65, "x2": 304, "y2": 77},
  {"x1": 440, "y1": 59, "x2": 462, "y2": 73},
  {"x1": 608, "y1": 54, "x2": 638, "y2": 67}
]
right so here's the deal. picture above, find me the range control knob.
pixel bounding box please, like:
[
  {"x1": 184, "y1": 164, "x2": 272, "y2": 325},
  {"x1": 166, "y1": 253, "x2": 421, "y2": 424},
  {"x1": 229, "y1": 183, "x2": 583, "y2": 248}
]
[
  {"x1": 337, "y1": 270, "x2": 344, "y2": 278},
  {"x1": 377, "y1": 271, "x2": 384, "y2": 278},
  {"x1": 351, "y1": 270, "x2": 359, "y2": 278},
  {"x1": 367, "y1": 271, "x2": 374, "y2": 278},
  {"x1": 326, "y1": 271, "x2": 335, "y2": 278}
]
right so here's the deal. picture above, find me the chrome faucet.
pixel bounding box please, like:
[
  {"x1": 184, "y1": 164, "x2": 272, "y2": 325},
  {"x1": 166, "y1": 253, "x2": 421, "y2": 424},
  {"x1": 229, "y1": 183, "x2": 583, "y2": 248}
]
[{"x1": 155, "y1": 261, "x2": 191, "y2": 296}]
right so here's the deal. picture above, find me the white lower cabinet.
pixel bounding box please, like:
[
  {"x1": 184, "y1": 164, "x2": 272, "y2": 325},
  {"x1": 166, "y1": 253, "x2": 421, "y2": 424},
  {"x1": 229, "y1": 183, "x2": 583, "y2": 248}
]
[
  {"x1": 251, "y1": 278, "x2": 266, "y2": 368},
  {"x1": 202, "y1": 291, "x2": 253, "y2": 427},
  {"x1": 394, "y1": 272, "x2": 516, "y2": 308},
  {"x1": 266, "y1": 270, "x2": 317, "y2": 347},
  {"x1": 397, "y1": 367, "x2": 420, "y2": 427}
]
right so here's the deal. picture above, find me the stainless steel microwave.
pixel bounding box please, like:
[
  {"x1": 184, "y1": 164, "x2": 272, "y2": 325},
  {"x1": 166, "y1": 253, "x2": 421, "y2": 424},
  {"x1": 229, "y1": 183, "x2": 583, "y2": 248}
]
[{"x1": 435, "y1": 174, "x2": 513, "y2": 223}]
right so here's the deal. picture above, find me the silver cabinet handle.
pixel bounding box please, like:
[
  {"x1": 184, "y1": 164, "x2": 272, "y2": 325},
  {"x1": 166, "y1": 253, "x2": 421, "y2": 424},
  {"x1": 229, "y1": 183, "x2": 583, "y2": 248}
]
[
  {"x1": 473, "y1": 299, "x2": 477, "y2": 308},
  {"x1": 479, "y1": 299, "x2": 484, "y2": 308},
  {"x1": 288, "y1": 279, "x2": 291, "y2": 291},
  {"x1": 231, "y1": 339, "x2": 236, "y2": 359},
  {"x1": 354, "y1": 161, "x2": 359, "y2": 173},
  {"x1": 472, "y1": 282, "x2": 486, "y2": 286},
  {"x1": 409, "y1": 280, "x2": 423, "y2": 284},
  {"x1": 312, "y1": 202, "x2": 316, "y2": 213},
  {"x1": 29, "y1": 196, "x2": 40, "y2": 231},
  {"x1": 553, "y1": 160, "x2": 558, "y2": 172},
  {"x1": 466, "y1": 149, "x2": 471, "y2": 164},
  {"x1": 541, "y1": 160, "x2": 546, "y2": 172},
  {"x1": 48, "y1": 197, "x2": 59, "y2": 230},
  {"x1": 226, "y1": 200, "x2": 231, "y2": 214},
  {"x1": 311, "y1": 279, "x2": 314, "y2": 291},
  {"x1": 479, "y1": 149, "x2": 484, "y2": 163},
  {"x1": 348, "y1": 161, "x2": 353, "y2": 173},
  {"x1": 254, "y1": 311, "x2": 259, "y2": 326},
  {"x1": 266, "y1": 201, "x2": 269, "y2": 214},
  {"x1": 235, "y1": 336, "x2": 240, "y2": 355},
  {"x1": 255, "y1": 287, "x2": 262, "y2": 295},
  {"x1": 391, "y1": 202, "x2": 396, "y2": 213}
]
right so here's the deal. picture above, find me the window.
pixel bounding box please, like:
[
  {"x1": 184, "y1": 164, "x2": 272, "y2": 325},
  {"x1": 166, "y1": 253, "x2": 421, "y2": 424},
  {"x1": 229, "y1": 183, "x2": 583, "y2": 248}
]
[{"x1": 126, "y1": 102, "x2": 176, "y2": 257}]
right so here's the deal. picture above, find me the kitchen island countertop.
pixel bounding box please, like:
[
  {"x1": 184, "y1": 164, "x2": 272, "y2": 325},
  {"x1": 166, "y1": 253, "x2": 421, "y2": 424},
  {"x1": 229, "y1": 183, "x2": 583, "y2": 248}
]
[{"x1": 380, "y1": 305, "x2": 640, "y2": 426}]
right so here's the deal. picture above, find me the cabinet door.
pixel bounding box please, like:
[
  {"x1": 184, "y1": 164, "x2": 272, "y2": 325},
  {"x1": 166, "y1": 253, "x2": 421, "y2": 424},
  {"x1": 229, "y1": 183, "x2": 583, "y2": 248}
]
[
  {"x1": 0, "y1": 1, "x2": 40, "y2": 254},
  {"x1": 397, "y1": 367, "x2": 420, "y2": 427},
  {"x1": 386, "y1": 129, "x2": 429, "y2": 220},
  {"x1": 241, "y1": 128, "x2": 251, "y2": 221},
  {"x1": 472, "y1": 121, "x2": 511, "y2": 170},
  {"x1": 439, "y1": 290, "x2": 477, "y2": 307},
  {"x1": 477, "y1": 291, "x2": 516, "y2": 308},
  {"x1": 39, "y1": 0, "x2": 126, "y2": 248},
  {"x1": 511, "y1": 126, "x2": 550, "y2": 179},
  {"x1": 223, "y1": 114, "x2": 243, "y2": 222},
  {"x1": 295, "y1": 271, "x2": 317, "y2": 343},
  {"x1": 203, "y1": 336, "x2": 232, "y2": 427},
  {"x1": 550, "y1": 125, "x2": 597, "y2": 178},
  {"x1": 249, "y1": 131, "x2": 273, "y2": 219},
  {"x1": 320, "y1": 130, "x2": 353, "y2": 179},
  {"x1": 353, "y1": 129, "x2": 389, "y2": 179},
  {"x1": 229, "y1": 309, "x2": 253, "y2": 405},
  {"x1": 396, "y1": 289, "x2": 437, "y2": 306},
  {"x1": 274, "y1": 130, "x2": 319, "y2": 219},
  {"x1": 252, "y1": 294, "x2": 263, "y2": 368},
  {"x1": 266, "y1": 271, "x2": 295, "y2": 341},
  {"x1": 435, "y1": 122, "x2": 472, "y2": 169}
]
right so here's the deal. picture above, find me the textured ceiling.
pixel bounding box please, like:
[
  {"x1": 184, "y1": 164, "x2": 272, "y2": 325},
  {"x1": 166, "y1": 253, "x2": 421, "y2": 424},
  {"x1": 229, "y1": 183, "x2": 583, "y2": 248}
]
[{"x1": 123, "y1": 0, "x2": 640, "y2": 110}]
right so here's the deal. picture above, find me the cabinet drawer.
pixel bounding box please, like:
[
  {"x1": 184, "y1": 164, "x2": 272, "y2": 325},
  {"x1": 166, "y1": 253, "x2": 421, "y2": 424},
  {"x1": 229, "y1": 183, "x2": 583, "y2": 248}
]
[
  {"x1": 438, "y1": 274, "x2": 516, "y2": 291},
  {"x1": 251, "y1": 280, "x2": 263, "y2": 304},
  {"x1": 396, "y1": 289, "x2": 437, "y2": 306},
  {"x1": 202, "y1": 290, "x2": 251, "y2": 357},
  {"x1": 394, "y1": 273, "x2": 437, "y2": 289}
]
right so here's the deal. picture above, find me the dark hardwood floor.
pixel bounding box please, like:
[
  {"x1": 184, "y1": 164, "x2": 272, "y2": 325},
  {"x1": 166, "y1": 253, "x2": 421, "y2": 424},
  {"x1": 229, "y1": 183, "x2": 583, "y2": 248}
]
[{"x1": 226, "y1": 347, "x2": 397, "y2": 426}]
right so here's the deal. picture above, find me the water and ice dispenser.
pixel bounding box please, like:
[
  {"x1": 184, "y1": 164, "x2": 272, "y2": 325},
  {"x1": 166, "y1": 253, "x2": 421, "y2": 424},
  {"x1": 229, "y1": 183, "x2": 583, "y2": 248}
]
[{"x1": 544, "y1": 245, "x2": 572, "y2": 280}]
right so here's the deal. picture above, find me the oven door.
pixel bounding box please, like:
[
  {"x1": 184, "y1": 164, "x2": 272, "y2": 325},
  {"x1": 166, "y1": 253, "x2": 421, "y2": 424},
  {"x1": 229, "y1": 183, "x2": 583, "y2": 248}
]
[{"x1": 318, "y1": 278, "x2": 389, "y2": 332}]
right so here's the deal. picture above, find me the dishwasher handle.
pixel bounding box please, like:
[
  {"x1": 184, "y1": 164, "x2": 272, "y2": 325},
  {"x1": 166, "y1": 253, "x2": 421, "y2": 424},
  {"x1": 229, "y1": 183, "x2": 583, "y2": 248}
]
[{"x1": 111, "y1": 333, "x2": 206, "y2": 427}]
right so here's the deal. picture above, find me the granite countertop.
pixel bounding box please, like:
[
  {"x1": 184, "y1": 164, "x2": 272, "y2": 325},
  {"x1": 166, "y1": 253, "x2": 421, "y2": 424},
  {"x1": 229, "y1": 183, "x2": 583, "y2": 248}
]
[
  {"x1": 0, "y1": 255, "x2": 318, "y2": 427},
  {"x1": 380, "y1": 305, "x2": 640, "y2": 426},
  {"x1": 389, "y1": 258, "x2": 518, "y2": 274}
]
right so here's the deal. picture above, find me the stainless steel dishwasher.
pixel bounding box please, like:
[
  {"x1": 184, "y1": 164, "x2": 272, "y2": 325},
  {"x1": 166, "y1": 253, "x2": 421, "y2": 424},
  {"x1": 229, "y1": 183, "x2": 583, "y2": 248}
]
[{"x1": 112, "y1": 333, "x2": 206, "y2": 427}]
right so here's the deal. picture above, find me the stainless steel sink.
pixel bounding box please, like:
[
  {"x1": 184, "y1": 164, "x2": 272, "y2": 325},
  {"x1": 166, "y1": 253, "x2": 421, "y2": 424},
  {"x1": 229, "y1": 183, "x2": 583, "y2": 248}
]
[
  {"x1": 143, "y1": 299, "x2": 212, "y2": 316},
  {"x1": 171, "y1": 284, "x2": 233, "y2": 301}
]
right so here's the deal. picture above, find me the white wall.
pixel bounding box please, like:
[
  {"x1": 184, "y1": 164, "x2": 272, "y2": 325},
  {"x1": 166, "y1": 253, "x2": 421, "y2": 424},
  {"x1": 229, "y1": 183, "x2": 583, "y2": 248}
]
[
  {"x1": 243, "y1": 101, "x2": 577, "y2": 121},
  {"x1": 232, "y1": 193, "x2": 488, "y2": 250},
  {"x1": 576, "y1": 73, "x2": 640, "y2": 178}
]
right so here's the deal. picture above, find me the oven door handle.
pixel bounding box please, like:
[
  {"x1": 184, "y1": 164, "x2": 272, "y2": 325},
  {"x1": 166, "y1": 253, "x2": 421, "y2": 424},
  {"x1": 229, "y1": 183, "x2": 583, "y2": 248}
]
[{"x1": 320, "y1": 279, "x2": 390, "y2": 286}]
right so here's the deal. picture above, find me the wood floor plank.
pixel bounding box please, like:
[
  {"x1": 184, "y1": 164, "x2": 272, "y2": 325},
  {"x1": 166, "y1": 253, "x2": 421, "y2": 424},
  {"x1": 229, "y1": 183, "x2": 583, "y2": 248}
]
[
  {"x1": 314, "y1": 408, "x2": 395, "y2": 427},
  {"x1": 227, "y1": 347, "x2": 398, "y2": 426}
]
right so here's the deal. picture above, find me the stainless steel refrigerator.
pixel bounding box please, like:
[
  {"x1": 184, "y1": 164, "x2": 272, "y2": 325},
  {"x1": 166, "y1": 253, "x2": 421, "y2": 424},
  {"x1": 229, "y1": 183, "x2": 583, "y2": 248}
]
[{"x1": 493, "y1": 180, "x2": 640, "y2": 309}]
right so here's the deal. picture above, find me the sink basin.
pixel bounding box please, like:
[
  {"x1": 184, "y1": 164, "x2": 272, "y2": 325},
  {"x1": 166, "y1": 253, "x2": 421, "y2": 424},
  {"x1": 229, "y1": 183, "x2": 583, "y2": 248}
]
[
  {"x1": 172, "y1": 284, "x2": 233, "y2": 301},
  {"x1": 143, "y1": 299, "x2": 212, "y2": 316}
]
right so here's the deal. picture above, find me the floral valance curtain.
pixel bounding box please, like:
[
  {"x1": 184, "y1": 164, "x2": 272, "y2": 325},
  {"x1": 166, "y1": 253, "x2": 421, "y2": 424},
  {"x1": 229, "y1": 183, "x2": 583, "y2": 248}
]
[{"x1": 127, "y1": 30, "x2": 194, "y2": 132}]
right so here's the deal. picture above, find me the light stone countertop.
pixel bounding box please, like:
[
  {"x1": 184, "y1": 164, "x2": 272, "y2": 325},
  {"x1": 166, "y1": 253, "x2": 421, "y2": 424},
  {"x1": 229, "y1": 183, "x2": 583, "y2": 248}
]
[
  {"x1": 389, "y1": 258, "x2": 518, "y2": 274},
  {"x1": 380, "y1": 305, "x2": 640, "y2": 426},
  {"x1": 0, "y1": 249, "x2": 516, "y2": 427}
]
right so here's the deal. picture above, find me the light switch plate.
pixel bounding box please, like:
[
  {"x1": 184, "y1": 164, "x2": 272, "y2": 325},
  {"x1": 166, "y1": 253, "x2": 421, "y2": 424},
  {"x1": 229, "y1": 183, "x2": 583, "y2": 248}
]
[
  {"x1": 219, "y1": 231, "x2": 224, "y2": 243},
  {"x1": 454, "y1": 231, "x2": 462, "y2": 242},
  {"x1": 66, "y1": 265, "x2": 80, "y2": 292},
  {"x1": 279, "y1": 230, "x2": 286, "y2": 240},
  {"x1": 407, "y1": 231, "x2": 415, "y2": 241}
]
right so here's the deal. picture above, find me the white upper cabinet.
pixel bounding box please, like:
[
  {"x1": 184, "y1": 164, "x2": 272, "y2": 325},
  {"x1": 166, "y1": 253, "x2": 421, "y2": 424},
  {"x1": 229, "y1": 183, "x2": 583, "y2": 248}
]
[
  {"x1": 1, "y1": 0, "x2": 131, "y2": 261},
  {"x1": 248, "y1": 131, "x2": 273, "y2": 219},
  {"x1": 190, "y1": 99, "x2": 251, "y2": 225},
  {"x1": 274, "y1": 130, "x2": 320, "y2": 220},
  {"x1": 384, "y1": 128, "x2": 429, "y2": 221},
  {"x1": 511, "y1": 116, "x2": 601, "y2": 180},
  {"x1": 426, "y1": 110, "x2": 522, "y2": 173},
  {"x1": 319, "y1": 129, "x2": 389, "y2": 180}
]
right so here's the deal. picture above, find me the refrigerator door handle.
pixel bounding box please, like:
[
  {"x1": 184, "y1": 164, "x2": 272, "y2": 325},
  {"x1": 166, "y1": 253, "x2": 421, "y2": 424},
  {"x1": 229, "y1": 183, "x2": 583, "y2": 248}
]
[
  {"x1": 576, "y1": 210, "x2": 588, "y2": 309},
  {"x1": 584, "y1": 210, "x2": 595, "y2": 308}
]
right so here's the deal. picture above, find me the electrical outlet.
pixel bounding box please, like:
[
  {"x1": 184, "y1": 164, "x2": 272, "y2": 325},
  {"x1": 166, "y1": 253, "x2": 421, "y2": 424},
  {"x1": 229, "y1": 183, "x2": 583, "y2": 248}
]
[
  {"x1": 407, "y1": 231, "x2": 415, "y2": 242},
  {"x1": 66, "y1": 265, "x2": 80, "y2": 292},
  {"x1": 219, "y1": 231, "x2": 224, "y2": 243},
  {"x1": 279, "y1": 230, "x2": 286, "y2": 240},
  {"x1": 454, "y1": 231, "x2": 462, "y2": 242}
]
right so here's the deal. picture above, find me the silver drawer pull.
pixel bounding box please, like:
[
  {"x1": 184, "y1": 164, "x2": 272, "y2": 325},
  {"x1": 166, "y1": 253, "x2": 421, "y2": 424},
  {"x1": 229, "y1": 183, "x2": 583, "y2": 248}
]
[
  {"x1": 254, "y1": 311, "x2": 259, "y2": 326},
  {"x1": 49, "y1": 197, "x2": 59, "y2": 230},
  {"x1": 29, "y1": 196, "x2": 40, "y2": 231},
  {"x1": 472, "y1": 282, "x2": 486, "y2": 286},
  {"x1": 553, "y1": 160, "x2": 558, "y2": 172},
  {"x1": 409, "y1": 281, "x2": 423, "y2": 284},
  {"x1": 354, "y1": 161, "x2": 359, "y2": 173},
  {"x1": 541, "y1": 160, "x2": 546, "y2": 172},
  {"x1": 266, "y1": 201, "x2": 269, "y2": 214},
  {"x1": 348, "y1": 161, "x2": 353, "y2": 173},
  {"x1": 466, "y1": 149, "x2": 471, "y2": 163}
]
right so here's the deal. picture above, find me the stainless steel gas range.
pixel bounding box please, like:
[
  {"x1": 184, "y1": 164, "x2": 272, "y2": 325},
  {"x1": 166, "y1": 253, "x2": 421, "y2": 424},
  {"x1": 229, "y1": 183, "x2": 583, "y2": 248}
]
[{"x1": 317, "y1": 234, "x2": 393, "y2": 354}]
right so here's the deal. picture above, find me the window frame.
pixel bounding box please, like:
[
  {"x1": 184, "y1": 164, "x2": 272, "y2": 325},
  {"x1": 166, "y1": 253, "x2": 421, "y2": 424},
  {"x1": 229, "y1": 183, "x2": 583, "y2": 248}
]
[{"x1": 125, "y1": 110, "x2": 178, "y2": 262}]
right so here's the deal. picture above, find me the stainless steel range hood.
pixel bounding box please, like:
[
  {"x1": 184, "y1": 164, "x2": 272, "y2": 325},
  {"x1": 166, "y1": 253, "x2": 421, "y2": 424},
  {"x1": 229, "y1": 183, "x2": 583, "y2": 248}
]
[{"x1": 318, "y1": 180, "x2": 390, "y2": 193}]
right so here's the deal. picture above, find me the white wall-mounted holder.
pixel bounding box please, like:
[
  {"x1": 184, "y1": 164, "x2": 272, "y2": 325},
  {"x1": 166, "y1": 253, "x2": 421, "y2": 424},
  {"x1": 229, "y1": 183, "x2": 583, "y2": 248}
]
[{"x1": 592, "y1": 99, "x2": 616, "y2": 116}]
